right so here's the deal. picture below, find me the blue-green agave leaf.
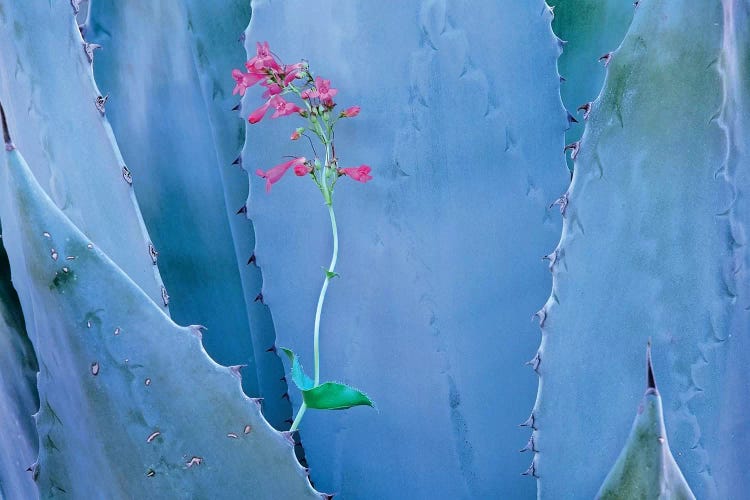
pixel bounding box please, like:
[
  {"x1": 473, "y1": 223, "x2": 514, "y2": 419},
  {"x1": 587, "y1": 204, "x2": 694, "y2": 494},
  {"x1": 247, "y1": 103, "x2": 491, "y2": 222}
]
[
  {"x1": 535, "y1": 0, "x2": 750, "y2": 498},
  {"x1": 0, "y1": 0, "x2": 167, "y2": 309},
  {"x1": 87, "y1": 0, "x2": 293, "y2": 428},
  {"x1": 0, "y1": 126, "x2": 321, "y2": 498}
]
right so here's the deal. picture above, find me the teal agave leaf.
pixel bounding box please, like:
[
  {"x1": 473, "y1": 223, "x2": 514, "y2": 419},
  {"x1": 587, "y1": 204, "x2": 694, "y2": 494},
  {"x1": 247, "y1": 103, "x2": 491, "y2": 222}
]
[
  {"x1": 534, "y1": 0, "x2": 750, "y2": 497},
  {"x1": 87, "y1": 0, "x2": 292, "y2": 428},
  {"x1": 0, "y1": 119, "x2": 321, "y2": 498},
  {"x1": 547, "y1": 0, "x2": 634, "y2": 171},
  {"x1": 244, "y1": 0, "x2": 568, "y2": 497}
]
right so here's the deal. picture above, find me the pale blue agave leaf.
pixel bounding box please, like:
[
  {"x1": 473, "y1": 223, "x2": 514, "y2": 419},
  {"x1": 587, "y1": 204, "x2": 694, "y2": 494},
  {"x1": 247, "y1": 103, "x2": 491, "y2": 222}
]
[
  {"x1": 0, "y1": 234, "x2": 39, "y2": 500},
  {"x1": 181, "y1": 0, "x2": 293, "y2": 433},
  {"x1": 0, "y1": 0, "x2": 167, "y2": 309},
  {"x1": 87, "y1": 0, "x2": 292, "y2": 426},
  {"x1": 244, "y1": 1, "x2": 568, "y2": 497},
  {"x1": 0, "y1": 139, "x2": 321, "y2": 498},
  {"x1": 535, "y1": 1, "x2": 750, "y2": 498}
]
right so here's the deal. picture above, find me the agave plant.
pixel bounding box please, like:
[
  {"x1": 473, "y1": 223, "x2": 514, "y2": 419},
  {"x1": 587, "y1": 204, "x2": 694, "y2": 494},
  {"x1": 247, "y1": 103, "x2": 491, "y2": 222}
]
[{"x1": 0, "y1": 0, "x2": 746, "y2": 498}]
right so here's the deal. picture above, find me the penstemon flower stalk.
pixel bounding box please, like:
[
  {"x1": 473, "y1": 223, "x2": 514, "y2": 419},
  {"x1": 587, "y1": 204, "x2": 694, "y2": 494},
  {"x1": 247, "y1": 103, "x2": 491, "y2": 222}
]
[{"x1": 234, "y1": 42, "x2": 374, "y2": 432}]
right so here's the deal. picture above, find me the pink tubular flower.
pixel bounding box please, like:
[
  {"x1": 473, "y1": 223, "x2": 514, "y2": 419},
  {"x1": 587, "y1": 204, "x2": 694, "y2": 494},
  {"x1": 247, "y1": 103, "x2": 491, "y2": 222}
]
[
  {"x1": 290, "y1": 128, "x2": 303, "y2": 140},
  {"x1": 282, "y1": 62, "x2": 307, "y2": 86},
  {"x1": 339, "y1": 165, "x2": 373, "y2": 183},
  {"x1": 248, "y1": 99, "x2": 273, "y2": 124},
  {"x1": 247, "y1": 41, "x2": 281, "y2": 72},
  {"x1": 232, "y1": 69, "x2": 264, "y2": 96},
  {"x1": 313, "y1": 76, "x2": 338, "y2": 105},
  {"x1": 270, "y1": 96, "x2": 303, "y2": 119},
  {"x1": 256, "y1": 157, "x2": 306, "y2": 192},
  {"x1": 261, "y1": 82, "x2": 283, "y2": 98},
  {"x1": 340, "y1": 106, "x2": 361, "y2": 118},
  {"x1": 300, "y1": 89, "x2": 313, "y2": 100},
  {"x1": 294, "y1": 163, "x2": 312, "y2": 176}
]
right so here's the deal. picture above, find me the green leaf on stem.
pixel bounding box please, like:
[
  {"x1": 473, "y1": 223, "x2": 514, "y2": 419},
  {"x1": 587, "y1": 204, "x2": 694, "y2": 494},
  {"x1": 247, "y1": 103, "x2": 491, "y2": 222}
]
[
  {"x1": 324, "y1": 269, "x2": 339, "y2": 279},
  {"x1": 280, "y1": 347, "x2": 314, "y2": 390},
  {"x1": 302, "y1": 382, "x2": 374, "y2": 410}
]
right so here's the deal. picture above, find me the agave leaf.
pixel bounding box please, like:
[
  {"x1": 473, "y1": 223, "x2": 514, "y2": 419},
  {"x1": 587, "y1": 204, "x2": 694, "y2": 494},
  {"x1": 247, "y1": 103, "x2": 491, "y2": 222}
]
[
  {"x1": 0, "y1": 125, "x2": 321, "y2": 498},
  {"x1": 0, "y1": 0, "x2": 167, "y2": 308},
  {"x1": 245, "y1": 1, "x2": 568, "y2": 497},
  {"x1": 596, "y1": 345, "x2": 695, "y2": 500},
  {"x1": 535, "y1": 1, "x2": 750, "y2": 497}
]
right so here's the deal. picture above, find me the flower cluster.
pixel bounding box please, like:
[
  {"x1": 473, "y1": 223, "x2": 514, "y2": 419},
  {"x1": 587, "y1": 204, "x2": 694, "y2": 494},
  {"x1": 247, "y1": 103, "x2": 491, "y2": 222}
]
[{"x1": 232, "y1": 41, "x2": 372, "y2": 198}]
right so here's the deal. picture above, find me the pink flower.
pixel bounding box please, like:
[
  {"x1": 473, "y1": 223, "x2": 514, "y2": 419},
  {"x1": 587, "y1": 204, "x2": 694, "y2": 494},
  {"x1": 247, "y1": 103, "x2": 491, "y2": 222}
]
[
  {"x1": 261, "y1": 82, "x2": 283, "y2": 98},
  {"x1": 339, "y1": 165, "x2": 372, "y2": 183},
  {"x1": 247, "y1": 41, "x2": 281, "y2": 72},
  {"x1": 340, "y1": 106, "x2": 360, "y2": 118},
  {"x1": 248, "y1": 99, "x2": 273, "y2": 124},
  {"x1": 232, "y1": 69, "x2": 264, "y2": 96},
  {"x1": 290, "y1": 128, "x2": 303, "y2": 140},
  {"x1": 270, "y1": 96, "x2": 303, "y2": 119},
  {"x1": 304, "y1": 77, "x2": 338, "y2": 105},
  {"x1": 256, "y1": 157, "x2": 306, "y2": 192},
  {"x1": 294, "y1": 164, "x2": 312, "y2": 176},
  {"x1": 312, "y1": 76, "x2": 338, "y2": 105},
  {"x1": 282, "y1": 62, "x2": 307, "y2": 86}
]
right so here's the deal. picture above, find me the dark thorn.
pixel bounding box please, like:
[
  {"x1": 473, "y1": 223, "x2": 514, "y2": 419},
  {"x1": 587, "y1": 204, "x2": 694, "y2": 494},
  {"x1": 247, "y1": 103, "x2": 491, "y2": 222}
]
[
  {"x1": 122, "y1": 165, "x2": 133, "y2": 185},
  {"x1": 526, "y1": 352, "x2": 541, "y2": 373},
  {"x1": 577, "y1": 102, "x2": 592, "y2": 120},
  {"x1": 520, "y1": 412, "x2": 537, "y2": 430},
  {"x1": 247, "y1": 253, "x2": 256, "y2": 265},
  {"x1": 280, "y1": 430, "x2": 295, "y2": 445},
  {"x1": 647, "y1": 338, "x2": 657, "y2": 391},
  {"x1": 83, "y1": 42, "x2": 101, "y2": 63},
  {"x1": 232, "y1": 155, "x2": 242, "y2": 166},
  {"x1": 564, "y1": 141, "x2": 580, "y2": 160},
  {"x1": 566, "y1": 112, "x2": 578, "y2": 124},
  {"x1": 281, "y1": 392, "x2": 290, "y2": 400},
  {"x1": 95, "y1": 94, "x2": 109, "y2": 114},
  {"x1": 520, "y1": 435, "x2": 537, "y2": 453},
  {"x1": 280, "y1": 376, "x2": 287, "y2": 382},
  {"x1": 284, "y1": 418, "x2": 294, "y2": 425},
  {"x1": 236, "y1": 205, "x2": 247, "y2": 215},
  {"x1": 559, "y1": 75, "x2": 566, "y2": 82},
  {"x1": 232, "y1": 103, "x2": 241, "y2": 111},
  {"x1": 634, "y1": 0, "x2": 640, "y2": 7},
  {"x1": 265, "y1": 344, "x2": 276, "y2": 353},
  {"x1": 598, "y1": 52, "x2": 612, "y2": 66},
  {"x1": 148, "y1": 243, "x2": 158, "y2": 264},
  {"x1": 549, "y1": 193, "x2": 569, "y2": 216},
  {"x1": 0, "y1": 101, "x2": 13, "y2": 150},
  {"x1": 161, "y1": 286, "x2": 170, "y2": 307},
  {"x1": 522, "y1": 461, "x2": 539, "y2": 478},
  {"x1": 254, "y1": 292, "x2": 264, "y2": 303},
  {"x1": 531, "y1": 308, "x2": 547, "y2": 327},
  {"x1": 229, "y1": 364, "x2": 247, "y2": 379},
  {"x1": 238, "y1": 33, "x2": 246, "y2": 43}
]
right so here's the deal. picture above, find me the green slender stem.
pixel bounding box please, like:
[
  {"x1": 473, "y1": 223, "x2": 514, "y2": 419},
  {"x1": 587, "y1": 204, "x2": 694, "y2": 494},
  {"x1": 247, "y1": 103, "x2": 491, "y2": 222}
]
[
  {"x1": 290, "y1": 186, "x2": 338, "y2": 431},
  {"x1": 289, "y1": 402, "x2": 306, "y2": 432},
  {"x1": 314, "y1": 203, "x2": 338, "y2": 385}
]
